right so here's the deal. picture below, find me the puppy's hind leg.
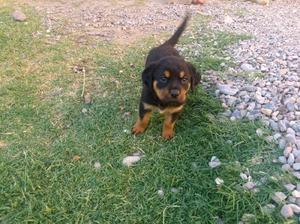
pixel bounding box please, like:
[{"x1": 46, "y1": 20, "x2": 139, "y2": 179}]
[{"x1": 132, "y1": 102, "x2": 152, "y2": 135}]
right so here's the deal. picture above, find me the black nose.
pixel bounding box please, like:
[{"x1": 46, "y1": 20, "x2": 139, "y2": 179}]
[{"x1": 170, "y1": 89, "x2": 180, "y2": 98}]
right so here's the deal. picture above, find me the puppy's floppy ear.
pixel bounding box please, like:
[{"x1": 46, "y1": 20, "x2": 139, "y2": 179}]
[
  {"x1": 142, "y1": 62, "x2": 157, "y2": 88},
  {"x1": 187, "y1": 62, "x2": 201, "y2": 91}
]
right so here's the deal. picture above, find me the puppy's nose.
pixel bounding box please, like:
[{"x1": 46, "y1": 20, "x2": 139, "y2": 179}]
[{"x1": 170, "y1": 89, "x2": 180, "y2": 98}]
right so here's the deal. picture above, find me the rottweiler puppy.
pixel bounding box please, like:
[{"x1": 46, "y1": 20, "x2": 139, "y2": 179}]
[{"x1": 132, "y1": 15, "x2": 200, "y2": 139}]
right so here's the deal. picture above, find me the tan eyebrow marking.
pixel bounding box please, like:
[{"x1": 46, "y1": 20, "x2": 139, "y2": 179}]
[
  {"x1": 179, "y1": 71, "x2": 185, "y2": 78},
  {"x1": 164, "y1": 70, "x2": 171, "y2": 78}
]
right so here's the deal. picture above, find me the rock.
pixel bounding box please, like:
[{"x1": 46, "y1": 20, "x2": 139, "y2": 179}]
[
  {"x1": 286, "y1": 134, "x2": 296, "y2": 144},
  {"x1": 278, "y1": 139, "x2": 287, "y2": 149},
  {"x1": 278, "y1": 156, "x2": 287, "y2": 164},
  {"x1": 94, "y1": 161, "x2": 101, "y2": 169},
  {"x1": 215, "y1": 177, "x2": 224, "y2": 186},
  {"x1": 241, "y1": 63, "x2": 255, "y2": 72},
  {"x1": 272, "y1": 192, "x2": 287, "y2": 204},
  {"x1": 288, "y1": 153, "x2": 295, "y2": 165},
  {"x1": 218, "y1": 84, "x2": 238, "y2": 96},
  {"x1": 293, "y1": 172, "x2": 300, "y2": 179},
  {"x1": 82, "y1": 108, "x2": 88, "y2": 113},
  {"x1": 278, "y1": 120, "x2": 288, "y2": 132},
  {"x1": 209, "y1": 156, "x2": 221, "y2": 168},
  {"x1": 284, "y1": 183, "x2": 296, "y2": 191},
  {"x1": 290, "y1": 204, "x2": 300, "y2": 214},
  {"x1": 262, "y1": 204, "x2": 276, "y2": 214},
  {"x1": 240, "y1": 172, "x2": 249, "y2": 181},
  {"x1": 243, "y1": 182, "x2": 256, "y2": 190},
  {"x1": 122, "y1": 153, "x2": 143, "y2": 167},
  {"x1": 288, "y1": 196, "x2": 296, "y2": 203},
  {"x1": 282, "y1": 164, "x2": 291, "y2": 171},
  {"x1": 284, "y1": 146, "x2": 293, "y2": 157},
  {"x1": 84, "y1": 93, "x2": 92, "y2": 104},
  {"x1": 224, "y1": 15, "x2": 234, "y2": 24},
  {"x1": 293, "y1": 163, "x2": 300, "y2": 171},
  {"x1": 280, "y1": 204, "x2": 294, "y2": 219},
  {"x1": 157, "y1": 189, "x2": 164, "y2": 197},
  {"x1": 171, "y1": 188, "x2": 179, "y2": 193},
  {"x1": 292, "y1": 190, "x2": 300, "y2": 198},
  {"x1": 11, "y1": 10, "x2": 27, "y2": 22},
  {"x1": 256, "y1": 128, "x2": 263, "y2": 137},
  {"x1": 261, "y1": 108, "x2": 272, "y2": 116}
]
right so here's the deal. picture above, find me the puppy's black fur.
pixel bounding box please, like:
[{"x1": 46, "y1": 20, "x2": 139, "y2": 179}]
[{"x1": 132, "y1": 15, "x2": 200, "y2": 139}]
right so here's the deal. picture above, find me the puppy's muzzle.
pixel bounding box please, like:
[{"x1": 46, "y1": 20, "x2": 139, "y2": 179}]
[{"x1": 170, "y1": 89, "x2": 180, "y2": 98}]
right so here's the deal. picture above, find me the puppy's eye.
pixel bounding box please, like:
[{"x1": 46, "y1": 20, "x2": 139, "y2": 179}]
[
  {"x1": 181, "y1": 77, "x2": 188, "y2": 83},
  {"x1": 160, "y1": 77, "x2": 168, "y2": 83}
]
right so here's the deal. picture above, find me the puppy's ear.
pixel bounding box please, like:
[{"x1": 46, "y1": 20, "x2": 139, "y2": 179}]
[
  {"x1": 188, "y1": 62, "x2": 201, "y2": 91},
  {"x1": 142, "y1": 63, "x2": 157, "y2": 88}
]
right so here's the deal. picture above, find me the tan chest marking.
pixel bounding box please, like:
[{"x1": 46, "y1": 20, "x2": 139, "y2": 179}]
[{"x1": 143, "y1": 103, "x2": 183, "y2": 114}]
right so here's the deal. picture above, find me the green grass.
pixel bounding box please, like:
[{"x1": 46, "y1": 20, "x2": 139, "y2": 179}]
[{"x1": 0, "y1": 5, "x2": 289, "y2": 224}]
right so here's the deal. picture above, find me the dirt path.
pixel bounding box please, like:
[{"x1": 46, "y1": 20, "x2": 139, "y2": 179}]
[{"x1": 22, "y1": 0, "x2": 201, "y2": 44}]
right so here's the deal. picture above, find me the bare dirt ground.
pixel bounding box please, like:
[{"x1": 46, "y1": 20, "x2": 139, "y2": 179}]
[{"x1": 21, "y1": 0, "x2": 201, "y2": 44}]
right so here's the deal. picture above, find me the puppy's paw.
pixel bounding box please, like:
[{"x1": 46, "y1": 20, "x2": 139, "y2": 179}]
[
  {"x1": 132, "y1": 123, "x2": 146, "y2": 135},
  {"x1": 162, "y1": 129, "x2": 174, "y2": 140}
]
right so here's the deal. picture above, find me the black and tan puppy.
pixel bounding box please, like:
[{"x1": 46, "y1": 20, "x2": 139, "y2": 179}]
[{"x1": 132, "y1": 15, "x2": 200, "y2": 139}]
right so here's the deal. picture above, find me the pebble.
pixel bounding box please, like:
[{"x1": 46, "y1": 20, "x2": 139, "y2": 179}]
[
  {"x1": 293, "y1": 163, "x2": 300, "y2": 171},
  {"x1": 272, "y1": 192, "x2": 287, "y2": 204},
  {"x1": 243, "y1": 182, "x2": 256, "y2": 190},
  {"x1": 218, "y1": 84, "x2": 238, "y2": 96},
  {"x1": 292, "y1": 190, "x2": 300, "y2": 198},
  {"x1": 284, "y1": 183, "x2": 296, "y2": 191},
  {"x1": 11, "y1": 10, "x2": 27, "y2": 22},
  {"x1": 288, "y1": 154, "x2": 295, "y2": 165},
  {"x1": 215, "y1": 177, "x2": 224, "y2": 186},
  {"x1": 280, "y1": 204, "x2": 294, "y2": 219},
  {"x1": 122, "y1": 153, "x2": 143, "y2": 167},
  {"x1": 262, "y1": 204, "x2": 276, "y2": 214},
  {"x1": 241, "y1": 63, "x2": 255, "y2": 72},
  {"x1": 157, "y1": 189, "x2": 164, "y2": 197},
  {"x1": 209, "y1": 156, "x2": 221, "y2": 168},
  {"x1": 282, "y1": 164, "x2": 291, "y2": 171}
]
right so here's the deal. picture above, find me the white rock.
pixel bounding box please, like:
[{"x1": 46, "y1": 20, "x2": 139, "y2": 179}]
[
  {"x1": 290, "y1": 204, "x2": 300, "y2": 214},
  {"x1": 280, "y1": 204, "x2": 294, "y2": 218},
  {"x1": 241, "y1": 213, "x2": 255, "y2": 223},
  {"x1": 293, "y1": 163, "x2": 300, "y2": 171},
  {"x1": 241, "y1": 63, "x2": 255, "y2": 72},
  {"x1": 243, "y1": 182, "x2": 256, "y2": 190},
  {"x1": 272, "y1": 192, "x2": 287, "y2": 204},
  {"x1": 157, "y1": 189, "x2": 164, "y2": 197},
  {"x1": 284, "y1": 183, "x2": 296, "y2": 191},
  {"x1": 11, "y1": 10, "x2": 27, "y2": 22},
  {"x1": 292, "y1": 190, "x2": 300, "y2": 198},
  {"x1": 288, "y1": 154, "x2": 295, "y2": 165},
  {"x1": 122, "y1": 154, "x2": 142, "y2": 167},
  {"x1": 256, "y1": 128, "x2": 263, "y2": 137},
  {"x1": 209, "y1": 156, "x2": 221, "y2": 168},
  {"x1": 215, "y1": 177, "x2": 224, "y2": 186},
  {"x1": 94, "y1": 162, "x2": 101, "y2": 169},
  {"x1": 240, "y1": 172, "x2": 248, "y2": 181}
]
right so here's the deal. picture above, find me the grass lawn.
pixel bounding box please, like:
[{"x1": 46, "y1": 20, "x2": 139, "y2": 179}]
[{"x1": 0, "y1": 4, "x2": 289, "y2": 224}]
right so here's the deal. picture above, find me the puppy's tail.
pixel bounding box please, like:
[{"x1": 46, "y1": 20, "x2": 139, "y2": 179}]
[{"x1": 164, "y1": 14, "x2": 191, "y2": 47}]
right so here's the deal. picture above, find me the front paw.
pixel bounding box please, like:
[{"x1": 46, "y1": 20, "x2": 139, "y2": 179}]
[
  {"x1": 132, "y1": 123, "x2": 146, "y2": 135},
  {"x1": 162, "y1": 130, "x2": 174, "y2": 140}
]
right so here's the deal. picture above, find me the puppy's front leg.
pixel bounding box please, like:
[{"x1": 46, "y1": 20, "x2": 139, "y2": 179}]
[
  {"x1": 132, "y1": 102, "x2": 152, "y2": 135},
  {"x1": 162, "y1": 112, "x2": 180, "y2": 140}
]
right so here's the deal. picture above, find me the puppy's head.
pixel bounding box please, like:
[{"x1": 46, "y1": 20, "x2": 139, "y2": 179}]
[{"x1": 142, "y1": 57, "x2": 200, "y2": 106}]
